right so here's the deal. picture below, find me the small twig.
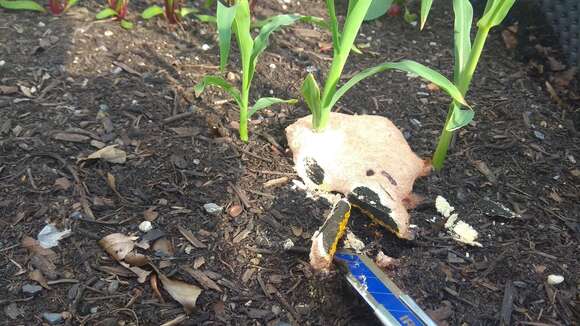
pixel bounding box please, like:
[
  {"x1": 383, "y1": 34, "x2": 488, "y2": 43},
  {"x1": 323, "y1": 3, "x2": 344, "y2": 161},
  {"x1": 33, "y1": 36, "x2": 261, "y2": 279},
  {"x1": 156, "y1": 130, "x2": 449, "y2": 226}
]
[
  {"x1": 228, "y1": 181, "x2": 251, "y2": 209},
  {"x1": 26, "y1": 168, "x2": 37, "y2": 189},
  {"x1": 247, "y1": 168, "x2": 297, "y2": 176},
  {"x1": 237, "y1": 147, "x2": 273, "y2": 163},
  {"x1": 162, "y1": 111, "x2": 194, "y2": 124},
  {"x1": 47, "y1": 279, "x2": 79, "y2": 285},
  {"x1": 273, "y1": 287, "x2": 302, "y2": 324}
]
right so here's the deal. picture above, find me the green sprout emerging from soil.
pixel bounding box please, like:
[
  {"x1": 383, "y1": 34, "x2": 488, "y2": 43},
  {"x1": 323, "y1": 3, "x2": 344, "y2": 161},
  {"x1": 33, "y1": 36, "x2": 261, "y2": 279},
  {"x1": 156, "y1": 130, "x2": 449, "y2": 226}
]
[
  {"x1": 0, "y1": 0, "x2": 78, "y2": 15},
  {"x1": 141, "y1": 0, "x2": 199, "y2": 24},
  {"x1": 96, "y1": 0, "x2": 133, "y2": 29},
  {"x1": 302, "y1": 0, "x2": 468, "y2": 133},
  {"x1": 421, "y1": 0, "x2": 516, "y2": 170},
  {"x1": 194, "y1": 0, "x2": 314, "y2": 142}
]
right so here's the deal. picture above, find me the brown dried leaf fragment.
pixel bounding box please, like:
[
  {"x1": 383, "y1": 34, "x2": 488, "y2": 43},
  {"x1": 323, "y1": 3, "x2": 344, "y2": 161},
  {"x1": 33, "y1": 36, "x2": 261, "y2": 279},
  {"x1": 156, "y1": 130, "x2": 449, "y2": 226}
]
[
  {"x1": 29, "y1": 269, "x2": 50, "y2": 289},
  {"x1": 98, "y1": 233, "x2": 138, "y2": 261},
  {"x1": 183, "y1": 267, "x2": 222, "y2": 293},
  {"x1": 85, "y1": 145, "x2": 127, "y2": 164},
  {"x1": 178, "y1": 225, "x2": 207, "y2": 248},
  {"x1": 159, "y1": 274, "x2": 202, "y2": 314}
]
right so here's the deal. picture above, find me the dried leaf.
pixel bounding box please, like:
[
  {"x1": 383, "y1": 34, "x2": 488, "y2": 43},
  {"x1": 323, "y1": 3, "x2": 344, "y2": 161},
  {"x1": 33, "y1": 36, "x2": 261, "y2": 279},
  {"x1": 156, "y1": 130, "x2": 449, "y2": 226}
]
[
  {"x1": 29, "y1": 269, "x2": 50, "y2": 289},
  {"x1": 86, "y1": 145, "x2": 127, "y2": 164},
  {"x1": 120, "y1": 262, "x2": 151, "y2": 283},
  {"x1": 22, "y1": 236, "x2": 57, "y2": 261},
  {"x1": 99, "y1": 233, "x2": 138, "y2": 261},
  {"x1": 144, "y1": 207, "x2": 159, "y2": 221},
  {"x1": 150, "y1": 273, "x2": 164, "y2": 302},
  {"x1": 472, "y1": 160, "x2": 496, "y2": 183},
  {"x1": 153, "y1": 238, "x2": 174, "y2": 256},
  {"x1": 193, "y1": 256, "x2": 205, "y2": 269},
  {"x1": 178, "y1": 225, "x2": 207, "y2": 248},
  {"x1": 501, "y1": 28, "x2": 517, "y2": 49},
  {"x1": 183, "y1": 267, "x2": 222, "y2": 292},
  {"x1": 170, "y1": 127, "x2": 200, "y2": 137},
  {"x1": 106, "y1": 172, "x2": 117, "y2": 192},
  {"x1": 30, "y1": 255, "x2": 57, "y2": 280},
  {"x1": 159, "y1": 274, "x2": 202, "y2": 314},
  {"x1": 123, "y1": 253, "x2": 149, "y2": 267},
  {"x1": 53, "y1": 177, "x2": 72, "y2": 190}
]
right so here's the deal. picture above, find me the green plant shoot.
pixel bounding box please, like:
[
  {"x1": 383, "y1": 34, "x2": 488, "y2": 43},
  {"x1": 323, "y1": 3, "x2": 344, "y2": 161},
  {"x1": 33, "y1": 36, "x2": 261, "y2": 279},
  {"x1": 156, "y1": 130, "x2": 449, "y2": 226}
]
[
  {"x1": 0, "y1": 0, "x2": 78, "y2": 15},
  {"x1": 194, "y1": 0, "x2": 312, "y2": 142},
  {"x1": 420, "y1": 0, "x2": 516, "y2": 170},
  {"x1": 302, "y1": 0, "x2": 468, "y2": 132},
  {"x1": 142, "y1": 0, "x2": 200, "y2": 24},
  {"x1": 96, "y1": 0, "x2": 133, "y2": 30}
]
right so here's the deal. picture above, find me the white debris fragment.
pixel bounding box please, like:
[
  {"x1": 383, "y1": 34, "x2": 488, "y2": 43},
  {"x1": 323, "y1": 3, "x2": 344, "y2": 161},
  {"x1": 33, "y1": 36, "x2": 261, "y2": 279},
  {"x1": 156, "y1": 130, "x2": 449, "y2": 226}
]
[
  {"x1": 448, "y1": 220, "x2": 482, "y2": 247},
  {"x1": 203, "y1": 203, "x2": 222, "y2": 214},
  {"x1": 436, "y1": 195, "x2": 454, "y2": 218},
  {"x1": 138, "y1": 221, "x2": 153, "y2": 232},
  {"x1": 282, "y1": 238, "x2": 294, "y2": 250},
  {"x1": 269, "y1": 63, "x2": 276, "y2": 70},
  {"x1": 37, "y1": 224, "x2": 72, "y2": 249},
  {"x1": 104, "y1": 30, "x2": 113, "y2": 37},
  {"x1": 201, "y1": 44, "x2": 210, "y2": 51},
  {"x1": 375, "y1": 250, "x2": 399, "y2": 269},
  {"x1": 0, "y1": 60, "x2": 5, "y2": 67},
  {"x1": 547, "y1": 274, "x2": 564, "y2": 285},
  {"x1": 343, "y1": 231, "x2": 365, "y2": 252}
]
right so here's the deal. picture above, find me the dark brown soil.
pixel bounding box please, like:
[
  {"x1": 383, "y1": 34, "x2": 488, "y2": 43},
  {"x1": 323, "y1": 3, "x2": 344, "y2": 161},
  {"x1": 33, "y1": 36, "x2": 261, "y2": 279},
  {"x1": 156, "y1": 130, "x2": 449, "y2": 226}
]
[{"x1": 1, "y1": 1, "x2": 578, "y2": 325}]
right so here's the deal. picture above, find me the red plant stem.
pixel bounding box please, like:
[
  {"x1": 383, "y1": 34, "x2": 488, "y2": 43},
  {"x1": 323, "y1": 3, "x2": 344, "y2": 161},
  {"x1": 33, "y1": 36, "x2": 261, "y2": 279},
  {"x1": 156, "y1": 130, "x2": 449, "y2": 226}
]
[
  {"x1": 116, "y1": 0, "x2": 129, "y2": 19},
  {"x1": 165, "y1": 0, "x2": 181, "y2": 24},
  {"x1": 48, "y1": 0, "x2": 65, "y2": 15}
]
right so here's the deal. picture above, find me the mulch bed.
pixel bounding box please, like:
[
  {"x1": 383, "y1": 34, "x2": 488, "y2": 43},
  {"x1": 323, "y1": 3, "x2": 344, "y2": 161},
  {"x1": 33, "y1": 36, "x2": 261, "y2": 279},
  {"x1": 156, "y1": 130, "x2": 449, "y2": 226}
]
[{"x1": 0, "y1": 1, "x2": 578, "y2": 325}]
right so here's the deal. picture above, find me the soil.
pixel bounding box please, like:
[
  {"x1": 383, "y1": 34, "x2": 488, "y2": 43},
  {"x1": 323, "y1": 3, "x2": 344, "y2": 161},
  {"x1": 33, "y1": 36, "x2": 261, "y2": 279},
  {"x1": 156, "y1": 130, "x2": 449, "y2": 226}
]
[{"x1": 0, "y1": 1, "x2": 578, "y2": 325}]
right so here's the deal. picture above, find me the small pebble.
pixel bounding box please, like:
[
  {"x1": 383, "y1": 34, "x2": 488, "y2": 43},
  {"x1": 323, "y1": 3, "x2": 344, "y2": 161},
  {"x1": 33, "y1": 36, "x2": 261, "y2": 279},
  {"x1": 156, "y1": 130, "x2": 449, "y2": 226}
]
[
  {"x1": 201, "y1": 44, "x2": 210, "y2": 51},
  {"x1": 547, "y1": 274, "x2": 564, "y2": 285},
  {"x1": 104, "y1": 30, "x2": 113, "y2": 37},
  {"x1": 533, "y1": 130, "x2": 545, "y2": 140},
  {"x1": 269, "y1": 63, "x2": 276, "y2": 69},
  {"x1": 0, "y1": 60, "x2": 5, "y2": 66},
  {"x1": 203, "y1": 203, "x2": 222, "y2": 214},
  {"x1": 38, "y1": 22, "x2": 46, "y2": 27},
  {"x1": 282, "y1": 238, "x2": 294, "y2": 250},
  {"x1": 42, "y1": 312, "x2": 63, "y2": 325},
  {"x1": 22, "y1": 284, "x2": 43, "y2": 295},
  {"x1": 139, "y1": 221, "x2": 153, "y2": 232}
]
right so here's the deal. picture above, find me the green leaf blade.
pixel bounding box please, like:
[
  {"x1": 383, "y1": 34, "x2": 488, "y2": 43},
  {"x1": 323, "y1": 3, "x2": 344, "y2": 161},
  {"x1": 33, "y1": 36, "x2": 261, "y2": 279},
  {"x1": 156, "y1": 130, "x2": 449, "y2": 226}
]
[
  {"x1": 420, "y1": 0, "x2": 433, "y2": 30},
  {"x1": 329, "y1": 60, "x2": 468, "y2": 111},
  {"x1": 250, "y1": 14, "x2": 304, "y2": 80},
  {"x1": 452, "y1": 0, "x2": 473, "y2": 83},
  {"x1": 301, "y1": 73, "x2": 322, "y2": 128},
  {"x1": 216, "y1": 1, "x2": 238, "y2": 70},
  {"x1": 142, "y1": 5, "x2": 164, "y2": 19},
  {"x1": 96, "y1": 7, "x2": 118, "y2": 19},
  {"x1": 249, "y1": 97, "x2": 297, "y2": 117},
  {"x1": 120, "y1": 19, "x2": 133, "y2": 29},
  {"x1": 364, "y1": 0, "x2": 393, "y2": 21},
  {"x1": 446, "y1": 103, "x2": 474, "y2": 131},
  {"x1": 194, "y1": 75, "x2": 242, "y2": 108},
  {"x1": 179, "y1": 7, "x2": 198, "y2": 17},
  {"x1": 0, "y1": 0, "x2": 45, "y2": 12}
]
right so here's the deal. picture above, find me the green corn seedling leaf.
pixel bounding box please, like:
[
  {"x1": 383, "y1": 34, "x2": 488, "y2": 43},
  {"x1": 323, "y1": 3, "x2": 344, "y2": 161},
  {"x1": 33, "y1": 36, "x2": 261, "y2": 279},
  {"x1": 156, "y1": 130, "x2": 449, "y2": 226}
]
[
  {"x1": 452, "y1": 0, "x2": 473, "y2": 83},
  {"x1": 301, "y1": 73, "x2": 322, "y2": 124},
  {"x1": 120, "y1": 19, "x2": 134, "y2": 29},
  {"x1": 96, "y1": 7, "x2": 118, "y2": 19},
  {"x1": 325, "y1": 0, "x2": 341, "y2": 50},
  {"x1": 0, "y1": 0, "x2": 45, "y2": 12},
  {"x1": 66, "y1": 0, "x2": 79, "y2": 10},
  {"x1": 250, "y1": 14, "x2": 304, "y2": 81},
  {"x1": 364, "y1": 0, "x2": 393, "y2": 21},
  {"x1": 320, "y1": 0, "x2": 372, "y2": 111},
  {"x1": 403, "y1": 7, "x2": 417, "y2": 24},
  {"x1": 420, "y1": 0, "x2": 433, "y2": 30},
  {"x1": 195, "y1": 14, "x2": 216, "y2": 23},
  {"x1": 446, "y1": 103, "x2": 474, "y2": 131},
  {"x1": 249, "y1": 97, "x2": 297, "y2": 117},
  {"x1": 180, "y1": 7, "x2": 199, "y2": 17},
  {"x1": 329, "y1": 60, "x2": 468, "y2": 111},
  {"x1": 142, "y1": 5, "x2": 164, "y2": 19},
  {"x1": 194, "y1": 75, "x2": 242, "y2": 108},
  {"x1": 478, "y1": 0, "x2": 515, "y2": 28},
  {"x1": 216, "y1": 1, "x2": 238, "y2": 70}
]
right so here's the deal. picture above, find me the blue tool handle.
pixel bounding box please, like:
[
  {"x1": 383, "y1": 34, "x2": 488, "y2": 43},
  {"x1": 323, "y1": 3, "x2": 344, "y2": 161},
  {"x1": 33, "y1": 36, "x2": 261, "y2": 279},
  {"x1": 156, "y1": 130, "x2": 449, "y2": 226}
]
[{"x1": 335, "y1": 251, "x2": 437, "y2": 326}]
